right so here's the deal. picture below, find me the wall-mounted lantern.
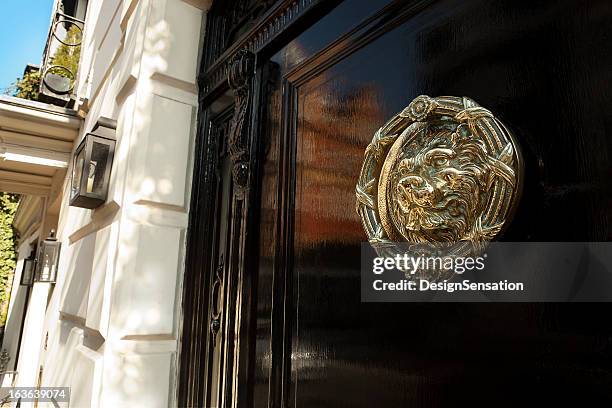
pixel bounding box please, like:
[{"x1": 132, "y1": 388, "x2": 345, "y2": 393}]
[
  {"x1": 19, "y1": 257, "x2": 36, "y2": 286},
  {"x1": 35, "y1": 230, "x2": 61, "y2": 284},
  {"x1": 70, "y1": 118, "x2": 116, "y2": 209}
]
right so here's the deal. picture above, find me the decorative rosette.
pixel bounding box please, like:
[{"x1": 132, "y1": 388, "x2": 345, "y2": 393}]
[{"x1": 399, "y1": 95, "x2": 435, "y2": 121}]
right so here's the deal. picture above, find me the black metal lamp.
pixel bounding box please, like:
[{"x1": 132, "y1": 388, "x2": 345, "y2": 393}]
[
  {"x1": 35, "y1": 230, "x2": 61, "y2": 283},
  {"x1": 19, "y1": 257, "x2": 36, "y2": 286},
  {"x1": 69, "y1": 118, "x2": 116, "y2": 209}
]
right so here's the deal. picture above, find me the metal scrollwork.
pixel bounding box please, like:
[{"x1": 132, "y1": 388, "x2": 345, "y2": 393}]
[
  {"x1": 228, "y1": 49, "x2": 255, "y2": 199},
  {"x1": 210, "y1": 255, "x2": 224, "y2": 347},
  {"x1": 356, "y1": 95, "x2": 523, "y2": 262}
]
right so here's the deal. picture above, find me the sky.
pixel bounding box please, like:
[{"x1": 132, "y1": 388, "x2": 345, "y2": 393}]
[{"x1": 0, "y1": 0, "x2": 55, "y2": 92}]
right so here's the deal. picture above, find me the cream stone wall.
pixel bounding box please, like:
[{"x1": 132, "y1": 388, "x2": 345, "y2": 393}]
[
  {"x1": 1, "y1": 234, "x2": 39, "y2": 390},
  {"x1": 26, "y1": 0, "x2": 210, "y2": 406}
]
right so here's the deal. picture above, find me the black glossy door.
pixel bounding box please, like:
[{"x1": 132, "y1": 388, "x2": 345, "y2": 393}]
[{"x1": 252, "y1": 0, "x2": 612, "y2": 407}]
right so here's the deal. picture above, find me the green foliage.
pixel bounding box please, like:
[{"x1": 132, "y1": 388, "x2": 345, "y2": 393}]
[
  {"x1": 0, "y1": 193, "x2": 18, "y2": 327},
  {"x1": 13, "y1": 70, "x2": 41, "y2": 101}
]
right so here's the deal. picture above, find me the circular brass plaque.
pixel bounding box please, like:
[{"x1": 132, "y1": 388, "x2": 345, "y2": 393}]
[{"x1": 356, "y1": 95, "x2": 522, "y2": 254}]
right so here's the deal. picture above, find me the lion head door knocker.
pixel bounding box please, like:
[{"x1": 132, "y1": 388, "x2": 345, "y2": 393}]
[{"x1": 356, "y1": 95, "x2": 523, "y2": 280}]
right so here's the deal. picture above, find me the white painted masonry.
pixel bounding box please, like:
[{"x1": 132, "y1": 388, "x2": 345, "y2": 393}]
[{"x1": 0, "y1": 0, "x2": 212, "y2": 406}]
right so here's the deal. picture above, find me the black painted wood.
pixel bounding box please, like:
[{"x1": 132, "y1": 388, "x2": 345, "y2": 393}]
[
  {"x1": 178, "y1": 105, "x2": 223, "y2": 408},
  {"x1": 183, "y1": 0, "x2": 612, "y2": 406}
]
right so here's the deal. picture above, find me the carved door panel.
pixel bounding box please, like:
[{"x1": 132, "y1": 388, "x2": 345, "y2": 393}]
[
  {"x1": 180, "y1": 91, "x2": 257, "y2": 407},
  {"x1": 207, "y1": 109, "x2": 234, "y2": 408}
]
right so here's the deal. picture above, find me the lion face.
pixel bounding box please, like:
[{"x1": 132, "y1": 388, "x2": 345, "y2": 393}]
[{"x1": 389, "y1": 128, "x2": 491, "y2": 243}]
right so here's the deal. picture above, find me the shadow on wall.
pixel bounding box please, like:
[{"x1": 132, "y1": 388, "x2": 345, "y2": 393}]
[{"x1": 41, "y1": 4, "x2": 196, "y2": 405}]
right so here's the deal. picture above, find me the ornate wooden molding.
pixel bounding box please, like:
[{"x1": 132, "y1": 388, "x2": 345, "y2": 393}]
[
  {"x1": 228, "y1": 49, "x2": 255, "y2": 198},
  {"x1": 199, "y1": 0, "x2": 323, "y2": 96}
]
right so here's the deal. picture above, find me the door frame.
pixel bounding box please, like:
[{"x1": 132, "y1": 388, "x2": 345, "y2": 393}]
[{"x1": 178, "y1": 1, "x2": 337, "y2": 406}]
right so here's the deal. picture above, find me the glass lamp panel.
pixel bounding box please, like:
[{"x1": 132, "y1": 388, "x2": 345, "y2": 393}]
[
  {"x1": 88, "y1": 141, "x2": 110, "y2": 195},
  {"x1": 20, "y1": 259, "x2": 35, "y2": 285},
  {"x1": 71, "y1": 146, "x2": 86, "y2": 199},
  {"x1": 38, "y1": 242, "x2": 60, "y2": 282}
]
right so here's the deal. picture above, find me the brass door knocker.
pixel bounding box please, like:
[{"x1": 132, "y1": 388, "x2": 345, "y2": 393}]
[{"x1": 356, "y1": 95, "x2": 523, "y2": 263}]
